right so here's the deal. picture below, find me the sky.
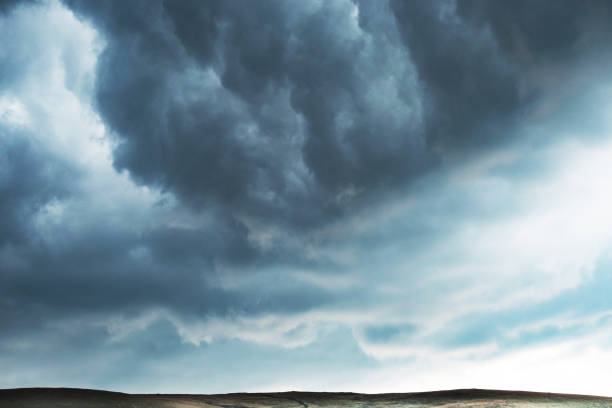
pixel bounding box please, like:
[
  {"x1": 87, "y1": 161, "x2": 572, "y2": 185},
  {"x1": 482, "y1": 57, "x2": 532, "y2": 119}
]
[{"x1": 2, "y1": 0, "x2": 612, "y2": 397}]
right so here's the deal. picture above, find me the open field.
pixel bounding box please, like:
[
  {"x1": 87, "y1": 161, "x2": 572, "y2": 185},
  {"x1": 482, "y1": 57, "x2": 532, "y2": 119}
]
[{"x1": 1, "y1": 388, "x2": 612, "y2": 408}]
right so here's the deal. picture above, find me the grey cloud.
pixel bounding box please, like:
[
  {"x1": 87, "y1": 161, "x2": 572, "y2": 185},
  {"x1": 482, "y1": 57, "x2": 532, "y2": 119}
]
[
  {"x1": 389, "y1": 0, "x2": 526, "y2": 152},
  {"x1": 0, "y1": 0, "x2": 36, "y2": 14},
  {"x1": 63, "y1": 0, "x2": 430, "y2": 233},
  {"x1": 64, "y1": 0, "x2": 612, "y2": 238},
  {"x1": 0, "y1": 130, "x2": 76, "y2": 246},
  {"x1": 456, "y1": 0, "x2": 612, "y2": 63},
  {"x1": 5, "y1": 0, "x2": 612, "y2": 391},
  {"x1": 4, "y1": 0, "x2": 611, "y2": 321},
  {"x1": 16, "y1": 0, "x2": 608, "y2": 341},
  {"x1": 0, "y1": 221, "x2": 336, "y2": 334}
]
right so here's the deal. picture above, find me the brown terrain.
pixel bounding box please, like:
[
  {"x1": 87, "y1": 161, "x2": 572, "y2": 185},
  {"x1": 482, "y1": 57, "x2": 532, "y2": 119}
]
[{"x1": 1, "y1": 388, "x2": 612, "y2": 407}]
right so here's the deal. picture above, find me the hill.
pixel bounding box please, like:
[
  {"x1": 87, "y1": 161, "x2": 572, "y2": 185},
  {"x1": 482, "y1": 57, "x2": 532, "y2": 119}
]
[{"x1": 1, "y1": 387, "x2": 611, "y2": 407}]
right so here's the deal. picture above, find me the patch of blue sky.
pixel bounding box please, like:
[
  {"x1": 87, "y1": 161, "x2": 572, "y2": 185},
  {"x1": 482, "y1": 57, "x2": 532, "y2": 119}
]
[{"x1": 433, "y1": 255, "x2": 612, "y2": 351}]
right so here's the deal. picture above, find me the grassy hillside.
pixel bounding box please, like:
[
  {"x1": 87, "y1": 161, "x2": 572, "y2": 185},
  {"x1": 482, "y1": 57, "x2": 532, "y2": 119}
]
[{"x1": 1, "y1": 388, "x2": 611, "y2": 407}]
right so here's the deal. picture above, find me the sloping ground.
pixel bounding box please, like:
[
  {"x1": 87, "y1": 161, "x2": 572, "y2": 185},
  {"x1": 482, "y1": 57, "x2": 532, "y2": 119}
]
[{"x1": 1, "y1": 388, "x2": 612, "y2": 408}]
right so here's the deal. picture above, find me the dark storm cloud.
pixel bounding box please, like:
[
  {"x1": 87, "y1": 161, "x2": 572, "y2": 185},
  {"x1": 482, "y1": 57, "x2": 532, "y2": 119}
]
[
  {"x1": 62, "y1": 0, "x2": 431, "y2": 231},
  {"x1": 5, "y1": 0, "x2": 612, "y2": 390},
  {"x1": 389, "y1": 0, "x2": 524, "y2": 151},
  {"x1": 0, "y1": 130, "x2": 75, "y2": 247},
  {"x1": 0, "y1": 0, "x2": 35, "y2": 13},
  {"x1": 456, "y1": 0, "x2": 612, "y2": 63},
  {"x1": 2, "y1": 0, "x2": 611, "y2": 322},
  {"x1": 1, "y1": 0, "x2": 350, "y2": 340},
  {"x1": 62, "y1": 0, "x2": 612, "y2": 237},
  {"x1": 0, "y1": 216, "x2": 336, "y2": 337},
  {"x1": 391, "y1": 0, "x2": 612, "y2": 151}
]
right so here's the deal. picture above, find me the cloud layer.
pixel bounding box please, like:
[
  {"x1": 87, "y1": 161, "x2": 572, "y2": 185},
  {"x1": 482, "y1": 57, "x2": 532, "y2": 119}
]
[{"x1": 2, "y1": 0, "x2": 612, "y2": 395}]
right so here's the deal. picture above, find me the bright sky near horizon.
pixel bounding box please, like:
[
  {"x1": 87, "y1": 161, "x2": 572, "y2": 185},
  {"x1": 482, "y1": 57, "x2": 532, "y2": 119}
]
[{"x1": 2, "y1": 0, "x2": 612, "y2": 396}]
